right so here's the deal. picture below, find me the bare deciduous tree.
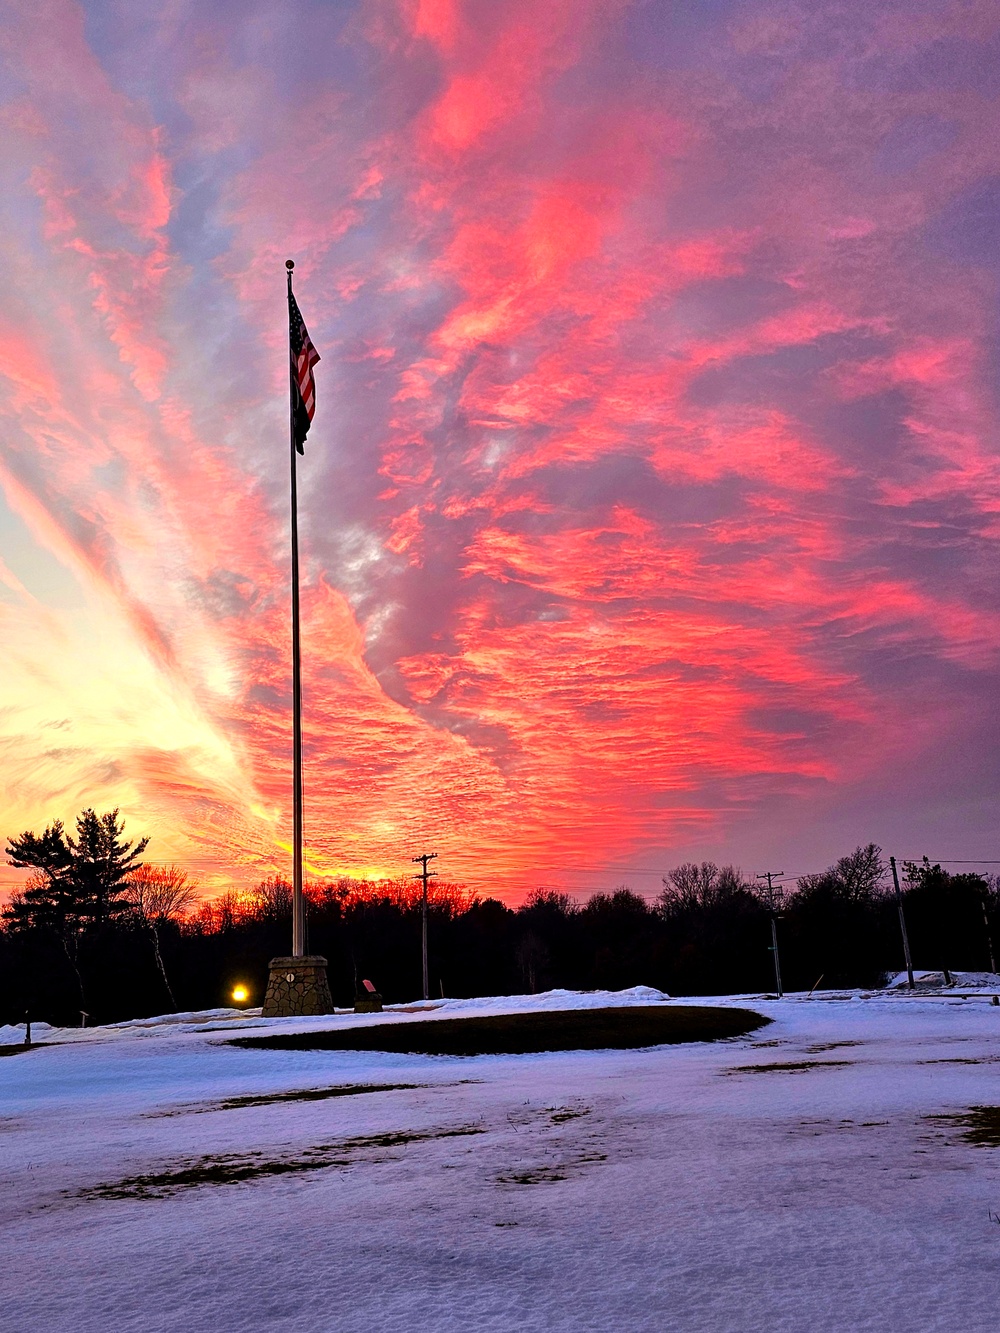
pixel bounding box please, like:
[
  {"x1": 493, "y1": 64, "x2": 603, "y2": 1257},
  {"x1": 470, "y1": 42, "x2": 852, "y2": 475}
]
[
  {"x1": 252, "y1": 875, "x2": 293, "y2": 920},
  {"x1": 659, "y1": 862, "x2": 749, "y2": 914},
  {"x1": 125, "y1": 865, "x2": 197, "y2": 1009},
  {"x1": 797, "y1": 844, "x2": 885, "y2": 904}
]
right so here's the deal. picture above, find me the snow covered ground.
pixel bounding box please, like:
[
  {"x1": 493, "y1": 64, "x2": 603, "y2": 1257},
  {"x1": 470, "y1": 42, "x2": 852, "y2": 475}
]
[
  {"x1": 2, "y1": 986, "x2": 999, "y2": 1332},
  {"x1": 884, "y1": 968, "x2": 1000, "y2": 991}
]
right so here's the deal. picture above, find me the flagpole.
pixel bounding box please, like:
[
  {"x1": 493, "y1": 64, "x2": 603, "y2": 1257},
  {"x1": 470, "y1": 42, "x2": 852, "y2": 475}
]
[
  {"x1": 261, "y1": 263, "x2": 331, "y2": 1017},
  {"x1": 286, "y1": 259, "x2": 305, "y2": 959}
]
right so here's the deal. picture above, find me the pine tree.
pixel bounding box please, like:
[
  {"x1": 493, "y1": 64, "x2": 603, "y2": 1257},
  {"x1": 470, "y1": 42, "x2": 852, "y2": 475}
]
[
  {"x1": 3, "y1": 821, "x2": 76, "y2": 933},
  {"x1": 5, "y1": 810, "x2": 150, "y2": 1010},
  {"x1": 6, "y1": 809, "x2": 148, "y2": 929},
  {"x1": 64, "y1": 808, "x2": 149, "y2": 927}
]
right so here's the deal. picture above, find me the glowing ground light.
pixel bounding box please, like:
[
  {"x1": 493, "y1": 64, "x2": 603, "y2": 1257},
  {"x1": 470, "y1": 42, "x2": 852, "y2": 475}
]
[{"x1": 232, "y1": 985, "x2": 249, "y2": 1004}]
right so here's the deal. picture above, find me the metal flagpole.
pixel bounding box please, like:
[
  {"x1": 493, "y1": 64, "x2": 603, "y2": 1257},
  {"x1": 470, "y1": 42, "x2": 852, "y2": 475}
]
[
  {"x1": 287, "y1": 260, "x2": 305, "y2": 959},
  {"x1": 260, "y1": 261, "x2": 330, "y2": 1018}
]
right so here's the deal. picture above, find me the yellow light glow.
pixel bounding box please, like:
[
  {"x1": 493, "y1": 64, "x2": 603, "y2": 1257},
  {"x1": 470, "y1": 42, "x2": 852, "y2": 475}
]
[{"x1": 231, "y1": 985, "x2": 249, "y2": 1004}]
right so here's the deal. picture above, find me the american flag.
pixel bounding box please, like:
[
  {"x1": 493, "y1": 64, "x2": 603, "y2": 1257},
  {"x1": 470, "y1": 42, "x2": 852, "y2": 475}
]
[{"x1": 289, "y1": 292, "x2": 320, "y2": 454}]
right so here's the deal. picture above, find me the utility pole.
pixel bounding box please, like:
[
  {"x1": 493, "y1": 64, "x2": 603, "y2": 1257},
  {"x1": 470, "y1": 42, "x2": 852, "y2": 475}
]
[
  {"x1": 982, "y1": 900, "x2": 997, "y2": 976},
  {"x1": 412, "y1": 852, "x2": 437, "y2": 1001},
  {"x1": 889, "y1": 856, "x2": 915, "y2": 989},
  {"x1": 978, "y1": 879, "x2": 996, "y2": 975},
  {"x1": 757, "y1": 872, "x2": 785, "y2": 998}
]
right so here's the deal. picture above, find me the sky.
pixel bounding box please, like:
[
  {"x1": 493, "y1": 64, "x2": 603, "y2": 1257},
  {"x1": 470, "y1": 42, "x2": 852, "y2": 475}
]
[{"x1": 1, "y1": 0, "x2": 999, "y2": 903}]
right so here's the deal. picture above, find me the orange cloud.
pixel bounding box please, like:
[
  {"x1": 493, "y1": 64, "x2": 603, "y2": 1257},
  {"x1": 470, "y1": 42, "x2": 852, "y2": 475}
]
[{"x1": 3, "y1": 0, "x2": 1000, "y2": 903}]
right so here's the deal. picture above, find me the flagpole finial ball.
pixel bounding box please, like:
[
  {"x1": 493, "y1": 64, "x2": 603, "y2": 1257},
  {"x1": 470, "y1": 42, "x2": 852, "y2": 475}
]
[{"x1": 285, "y1": 259, "x2": 295, "y2": 270}]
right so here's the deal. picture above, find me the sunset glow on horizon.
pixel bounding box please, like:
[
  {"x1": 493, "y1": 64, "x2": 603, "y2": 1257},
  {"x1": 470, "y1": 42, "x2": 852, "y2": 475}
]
[{"x1": 2, "y1": 0, "x2": 999, "y2": 903}]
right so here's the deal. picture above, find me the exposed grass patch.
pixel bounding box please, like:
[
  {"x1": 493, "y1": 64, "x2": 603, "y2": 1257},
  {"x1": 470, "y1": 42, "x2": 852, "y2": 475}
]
[
  {"x1": 926, "y1": 1106, "x2": 1000, "y2": 1148},
  {"x1": 788, "y1": 1117, "x2": 861, "y2": 1138},
  {"x1": 918, "y1": 1058, "x2": 992, "y2": 1066},
  {"x1": 495, "y1": 1150, "x2": 607, "y2": 1187},
  {"x1": 496, "y1": 1166, "x2": 570, "y2": 1185},
  {"x1": 147, "y1": 1082, "x2": 428, "y2": 1117},
  {"x1": 77, "y1": 1125, "x2": 486, "y2": 1200},
  {"x1": 231, "y1": 1006, "x2": 768, "y2": 1057},
  {"x1": 726, "y1": 1059, "x2": 854, "y2": 1075}
]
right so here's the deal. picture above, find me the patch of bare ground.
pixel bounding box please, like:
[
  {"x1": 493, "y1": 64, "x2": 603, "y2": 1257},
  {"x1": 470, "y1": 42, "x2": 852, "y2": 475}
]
[
  {"x1": 494, "y1": 1150, "x2": 608, "y2": 1187},
  {"x1": 725, "y1": 1060, "x2": 855, "y2": 1075},
  {"x1": 231, "y1": 1006, "x2": 768, "y2": 1057},
  {"x1": 548, "y1": 1106, "x2": 591, "y2": 1124},
  {"x1": 145, "y1": 1082, "x2": 431, "y2": 1117},
  {"x1": 75, "y1": 1125, "x2": 487, "y2": 1200},
  {"x1": 917, "y1": 1058, "x2": 995, "y2": 1066},
  {"x1": 925, "y1": 1106, "x2": 1000, "y2": 1148},
  {"x1": 491, "y1": 1101, "x2": 610, "y2": 1188},
  {"x1": 787, "y1": 1118, "x2": 892, "y2": 1139}
]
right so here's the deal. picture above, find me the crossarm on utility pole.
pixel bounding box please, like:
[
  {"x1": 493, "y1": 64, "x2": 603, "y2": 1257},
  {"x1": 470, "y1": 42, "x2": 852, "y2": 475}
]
[
  {"x1": 412, "y1": 852, "x2": 438, "y2": 1001},
  {"x1": 889, "y1": 857, "x2": 915, "y2": 990},
  {"x1": 757, "y1": 871, "x2": 785, "y2": 998}
]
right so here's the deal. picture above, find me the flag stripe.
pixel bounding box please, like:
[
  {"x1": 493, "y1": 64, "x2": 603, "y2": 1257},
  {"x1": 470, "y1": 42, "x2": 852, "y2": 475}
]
[{"x1": 289, "y1": 291, "x2": 320, "y2": 452}]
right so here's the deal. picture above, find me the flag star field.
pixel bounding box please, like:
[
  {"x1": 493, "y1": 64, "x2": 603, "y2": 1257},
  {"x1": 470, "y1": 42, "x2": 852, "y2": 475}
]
[{"x1": 1, "y1": 0, "x2": 998, "y2": 900}]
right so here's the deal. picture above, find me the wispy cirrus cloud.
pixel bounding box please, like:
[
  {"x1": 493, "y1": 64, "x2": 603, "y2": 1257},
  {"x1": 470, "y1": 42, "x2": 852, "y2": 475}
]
[{"x1": 1, "y1": 0, "x2": 998, "y2": 899}]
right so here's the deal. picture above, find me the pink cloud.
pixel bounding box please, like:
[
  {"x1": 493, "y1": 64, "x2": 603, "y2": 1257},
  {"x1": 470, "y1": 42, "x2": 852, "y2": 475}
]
[{"x1": 2, "y1": 0, "x2": 1000, "y2": 897}]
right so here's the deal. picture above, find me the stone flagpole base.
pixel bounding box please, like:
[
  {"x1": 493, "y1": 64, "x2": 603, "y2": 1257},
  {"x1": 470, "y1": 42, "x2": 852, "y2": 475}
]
[{"x1": 261, "y1": 955, "x2": 333, "y2": 1018}]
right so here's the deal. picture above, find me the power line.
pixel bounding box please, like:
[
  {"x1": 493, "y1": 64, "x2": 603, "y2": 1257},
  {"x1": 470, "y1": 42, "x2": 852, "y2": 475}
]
[
  {"x1": 756, "y1": 871, "x2": 785, "y2": 998},
  {"x1": 3, "y1": 853, "x2": 998, "y2": 898},
  {"x1": 889, "y1": 857, "x2": 915, "y2": 990},
  {"x1": 411, "y1": 851, "x2": 437, "y2": 1001}
]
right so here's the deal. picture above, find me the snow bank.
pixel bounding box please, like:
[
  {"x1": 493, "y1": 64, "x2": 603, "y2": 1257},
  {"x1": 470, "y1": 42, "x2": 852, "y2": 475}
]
[
  {"x1": 885, "y1": 969, "x2": 1000, "y2": 991},
  {"x1": 1, "y1": 986, "x2": 673, "y2": 1048},
  {"x1": 3, "y1": 990, "x2": 1000, "y2": 1332}
]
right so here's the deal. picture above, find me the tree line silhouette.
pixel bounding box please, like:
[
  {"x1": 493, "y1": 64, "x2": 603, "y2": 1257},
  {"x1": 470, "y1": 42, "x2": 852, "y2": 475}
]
[{"x1": 2, "y1": 810, "x2": 997, "y2": 1026}]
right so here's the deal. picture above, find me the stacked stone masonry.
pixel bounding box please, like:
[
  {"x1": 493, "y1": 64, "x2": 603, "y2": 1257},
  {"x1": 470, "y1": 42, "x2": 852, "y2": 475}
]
[{"x1": 261, "y1": 955, "x2": 333, "y2": 1018}]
